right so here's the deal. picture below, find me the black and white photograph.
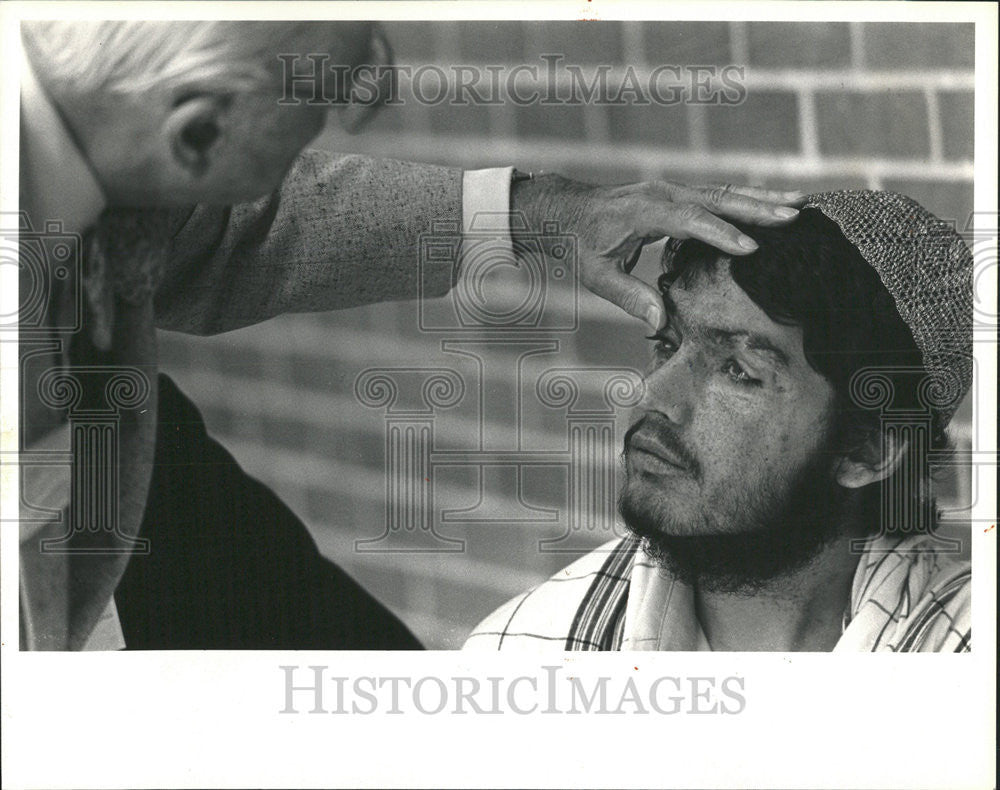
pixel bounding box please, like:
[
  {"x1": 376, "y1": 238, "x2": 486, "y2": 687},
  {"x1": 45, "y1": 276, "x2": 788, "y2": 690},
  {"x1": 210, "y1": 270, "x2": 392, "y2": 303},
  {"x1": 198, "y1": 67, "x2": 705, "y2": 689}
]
[{"x1": 1, "y1": 2, "x2": 996, "y2": 788}]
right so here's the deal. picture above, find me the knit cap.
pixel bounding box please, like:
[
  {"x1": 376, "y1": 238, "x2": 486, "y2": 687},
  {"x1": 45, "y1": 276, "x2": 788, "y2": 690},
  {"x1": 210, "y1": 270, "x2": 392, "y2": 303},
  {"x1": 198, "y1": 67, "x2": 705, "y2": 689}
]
[{"x1": 804, "y1": 190, "x2": 973, "y2": 425}]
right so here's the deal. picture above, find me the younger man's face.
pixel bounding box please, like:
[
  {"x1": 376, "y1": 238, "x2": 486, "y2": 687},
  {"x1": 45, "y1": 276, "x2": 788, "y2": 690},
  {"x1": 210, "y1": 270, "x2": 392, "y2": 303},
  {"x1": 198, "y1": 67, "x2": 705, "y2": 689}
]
[{"x1": 620, "y1": 259, "x2": 845, "y2": 585}]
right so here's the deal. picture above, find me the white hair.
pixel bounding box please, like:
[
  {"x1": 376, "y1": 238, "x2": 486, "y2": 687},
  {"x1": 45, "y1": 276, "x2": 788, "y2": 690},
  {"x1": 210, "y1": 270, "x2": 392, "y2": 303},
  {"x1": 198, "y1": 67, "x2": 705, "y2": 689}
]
[{"x1": 21, "y1": 20, "x2": 323, "y2": 97}]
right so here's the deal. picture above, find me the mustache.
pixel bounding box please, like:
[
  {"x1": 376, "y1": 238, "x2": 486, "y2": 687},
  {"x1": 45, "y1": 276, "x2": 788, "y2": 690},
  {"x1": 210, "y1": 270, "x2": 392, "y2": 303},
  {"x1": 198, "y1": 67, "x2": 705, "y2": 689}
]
[{"x1": 623, "y1": 414, "x2": 702, "y2": 479}]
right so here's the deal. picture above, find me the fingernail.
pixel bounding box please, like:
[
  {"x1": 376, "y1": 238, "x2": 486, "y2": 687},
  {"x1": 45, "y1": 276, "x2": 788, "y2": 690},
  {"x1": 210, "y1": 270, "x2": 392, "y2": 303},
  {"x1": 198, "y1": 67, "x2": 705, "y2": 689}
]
[
  {"x1": 645, "y1": 306, "x2": 661, "y2": 329},
  {"x1": 774, "y1": 206, "x2": 799, "y2": 218},
  {"x1": 783, "y1": 190, "x2": 807, "y2": 200},
  {"x1": 738, "y1": 235, "x2": 758, "y2": 250}
]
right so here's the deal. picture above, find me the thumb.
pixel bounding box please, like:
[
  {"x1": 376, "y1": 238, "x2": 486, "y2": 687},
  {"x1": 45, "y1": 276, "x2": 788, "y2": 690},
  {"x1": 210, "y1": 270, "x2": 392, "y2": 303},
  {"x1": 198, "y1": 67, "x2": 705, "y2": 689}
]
[{"x1": 582, "y1": 265, "x2": 665, "y2": 330}]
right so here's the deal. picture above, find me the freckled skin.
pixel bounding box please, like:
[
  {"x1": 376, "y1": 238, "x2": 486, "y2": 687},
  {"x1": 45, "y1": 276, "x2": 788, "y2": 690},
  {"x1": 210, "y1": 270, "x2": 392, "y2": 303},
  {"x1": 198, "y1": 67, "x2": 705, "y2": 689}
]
[{"x1": 622, "y1": 260, "x2": 837, "y2": 536}]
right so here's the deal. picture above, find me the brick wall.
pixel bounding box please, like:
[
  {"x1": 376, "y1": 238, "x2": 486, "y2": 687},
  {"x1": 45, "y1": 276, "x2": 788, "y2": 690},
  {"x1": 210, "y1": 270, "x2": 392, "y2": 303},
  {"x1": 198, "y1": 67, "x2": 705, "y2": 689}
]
[{"x1": 157, "y1": 21, "x2": 975, "y2": 648}]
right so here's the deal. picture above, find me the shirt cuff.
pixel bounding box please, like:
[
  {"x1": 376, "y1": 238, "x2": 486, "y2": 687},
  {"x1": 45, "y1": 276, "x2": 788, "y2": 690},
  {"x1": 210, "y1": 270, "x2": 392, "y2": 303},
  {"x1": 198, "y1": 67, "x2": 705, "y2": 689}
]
[{"x1": 462, "y1": 166, "x2": 515, "y2": 241}]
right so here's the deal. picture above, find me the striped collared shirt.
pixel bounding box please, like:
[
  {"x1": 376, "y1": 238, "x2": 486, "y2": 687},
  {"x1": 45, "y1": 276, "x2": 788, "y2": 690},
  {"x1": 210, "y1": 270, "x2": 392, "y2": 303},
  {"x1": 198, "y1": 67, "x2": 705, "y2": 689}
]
[{"x1": 464, "y1": 533, "x2": 971, "y2": 652}]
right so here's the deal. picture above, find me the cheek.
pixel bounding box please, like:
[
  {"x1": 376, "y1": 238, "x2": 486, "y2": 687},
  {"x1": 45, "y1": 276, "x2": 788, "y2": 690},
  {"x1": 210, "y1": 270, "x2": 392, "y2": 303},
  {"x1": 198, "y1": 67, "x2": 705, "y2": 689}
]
[
  {"x1": 242, "y1": 107, "x2": 324, "y2": 178},
  {"x1": 286, "y1": 106, "x2": 327, "y2": 145},
  {"x1": 694, "y1": 389, "x2": 800, "y2": 481}
]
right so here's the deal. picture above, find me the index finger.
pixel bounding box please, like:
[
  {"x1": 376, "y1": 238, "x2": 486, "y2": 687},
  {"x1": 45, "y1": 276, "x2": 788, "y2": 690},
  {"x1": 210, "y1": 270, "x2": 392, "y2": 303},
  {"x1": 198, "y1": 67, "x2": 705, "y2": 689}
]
[
  {"x1": 641, "y1": 202, "x2": 762, "y2": 256},
  {"x1": 668, "y1": 183, "x2": 807, "y2": 227},
  {"x1": 708, "y1": 184, "x2": 807, "y2": 205}
]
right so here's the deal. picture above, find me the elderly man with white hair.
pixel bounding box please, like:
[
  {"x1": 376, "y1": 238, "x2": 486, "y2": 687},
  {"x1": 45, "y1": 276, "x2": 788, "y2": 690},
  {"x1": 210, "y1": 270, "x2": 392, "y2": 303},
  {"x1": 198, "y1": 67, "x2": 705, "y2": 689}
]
[{"x1": 17, "y1": 20, "x2": 805, "y2": 650}]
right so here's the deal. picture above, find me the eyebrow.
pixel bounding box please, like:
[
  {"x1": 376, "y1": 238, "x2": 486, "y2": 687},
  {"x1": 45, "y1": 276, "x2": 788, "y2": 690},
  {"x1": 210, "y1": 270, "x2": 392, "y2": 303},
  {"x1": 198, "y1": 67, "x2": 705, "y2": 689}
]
[
  {"x1": 660, "y1": 291, "x2": 791, "y2": 369},
  {"x1": 705, "y1": 327, "x2": 791, "y2": 368}
]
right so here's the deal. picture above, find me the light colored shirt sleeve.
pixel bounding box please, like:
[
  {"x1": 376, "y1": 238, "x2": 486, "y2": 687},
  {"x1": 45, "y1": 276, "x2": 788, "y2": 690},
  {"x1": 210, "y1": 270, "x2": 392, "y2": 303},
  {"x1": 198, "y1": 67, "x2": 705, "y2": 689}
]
[{"x1": 462, "y1": 166, "x2": 514, "y2": 243}]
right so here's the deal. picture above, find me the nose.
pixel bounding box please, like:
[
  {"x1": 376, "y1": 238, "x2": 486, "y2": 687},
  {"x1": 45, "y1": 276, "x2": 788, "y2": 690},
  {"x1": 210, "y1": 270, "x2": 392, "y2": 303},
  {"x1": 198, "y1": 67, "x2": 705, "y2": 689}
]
[{"x1": 640, "y1": 348, "x2": 699, "y2": 426}]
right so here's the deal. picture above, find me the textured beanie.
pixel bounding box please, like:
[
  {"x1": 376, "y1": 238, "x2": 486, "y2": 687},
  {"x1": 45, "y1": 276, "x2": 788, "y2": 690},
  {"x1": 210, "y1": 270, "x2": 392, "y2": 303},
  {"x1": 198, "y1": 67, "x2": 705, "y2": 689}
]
[{"x1": 804, "y1": 190, "x2": 973, "y2": 425}]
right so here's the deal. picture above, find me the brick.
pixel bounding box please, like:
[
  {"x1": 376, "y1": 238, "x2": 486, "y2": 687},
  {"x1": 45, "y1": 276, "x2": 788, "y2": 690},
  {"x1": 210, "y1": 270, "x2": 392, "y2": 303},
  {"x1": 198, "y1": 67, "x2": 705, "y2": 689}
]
[
  {"x1": 862, "y1": 23, "x2": 974, "y2": 70},
  {"x1": 157, "y1": 333, "x2": 193, "y2": 367},
  {"x1": 571, "y1": 315, "x2": 650, "y2": 368},
  {"x1": 305, "y1": 485, "x2": 377, "y2": 530},
  {"x1": 426, "y1": 101, "x2": 492, "y2": 136},
  {"x1": 462, "y1": 520, "x2": 601, "y2": 572},
  {"x1": 402, "y1": 64, "x2": 455, "y2": 106},
  {"x1": 380, "y1": 22, "x2": 441, "y2": 65},
  {"x1": 258, "y1": 412, "x2": 319, "y2": 451},
  {"x1": 815, "y1": 91, "x2": 929, "y2": 158},
  {"x1": 937, "y1": 91, "x2": 974, "y2": 161},
  {"x1": 254, "y1": 414, "x2": 384, "y2": 463},
  {"x1": 353, "y1": 549, "x2": 558, "y2": 644},
  {"x1": 606, "y1": 102, "x2": 689, "y2": 147},
  {"x1": 198, "y1": 404, "x2": 237, "y2": 438},
  {"x1": 653, "y1": 169, "x2": 755, "y2": 189},
  {"x1": 285, "y1": 350, "x2": 357, "y2": 396},
  {"x1": 642, "y1": 21, "x2": 731, "y2": 67},
  {"x1": 386, "y1": 299, "x2": 424, "y2": 334},
  {"x1": 512, "y1": 103, "x2": 589, "y2": 139},
  {"x1": 760, "y1": 176, "x2": 873, "y2": 194},
  {"x1": 339, "y1": 562, "x2": 414, "y2": 611},
  {"x1": 424, "y1": 570, "x2": 537, "y2": 638},
  {"x1": 704, "y1": 90, "x2": 799, "y2": 152},
  {"x1": 363, "y1": 92, "x2": 428, "y2": 135},
  {"x1": 210, "y1": 346, "x2": 267, "y2": 379},
  {"x1": 531, "y1": 21, "x2": 624, "y2": 64},
  {"x1": 746, "y1": 22, "x2": 851, "y2": 69},
  {"x1": 455, "y1": 21, "x2": 526, "y2": 63},
  {"x1": 878, "y1": 179, "x2": 973, "y2": 234},
  {"x1": 345, "y1": 303, "x2": 383, "y2": 332}
]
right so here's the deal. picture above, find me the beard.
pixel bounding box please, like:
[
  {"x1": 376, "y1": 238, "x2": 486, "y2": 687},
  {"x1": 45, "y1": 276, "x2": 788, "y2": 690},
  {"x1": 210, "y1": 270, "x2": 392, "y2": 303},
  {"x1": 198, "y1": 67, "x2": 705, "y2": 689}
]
[{"x1": 618, "y1": 421, "x2": 852, "y2": 595}]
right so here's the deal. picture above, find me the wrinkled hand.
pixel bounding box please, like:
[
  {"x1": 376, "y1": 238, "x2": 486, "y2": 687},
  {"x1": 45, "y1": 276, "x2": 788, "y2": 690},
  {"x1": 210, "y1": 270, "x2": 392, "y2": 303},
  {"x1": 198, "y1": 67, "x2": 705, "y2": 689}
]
[{"x1": 511, "y1": 176, "x2": 806, "y2": 329}]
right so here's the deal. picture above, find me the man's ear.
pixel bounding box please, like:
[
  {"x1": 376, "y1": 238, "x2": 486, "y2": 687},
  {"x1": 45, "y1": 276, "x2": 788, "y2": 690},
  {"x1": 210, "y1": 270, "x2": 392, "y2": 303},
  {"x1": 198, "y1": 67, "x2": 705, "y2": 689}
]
[
  {"x1": 165, "y1": 93, "x2": 229, "y2": 178},
  {"x1": 835, "y1": 430, "x2": 907, "y2": 489}
]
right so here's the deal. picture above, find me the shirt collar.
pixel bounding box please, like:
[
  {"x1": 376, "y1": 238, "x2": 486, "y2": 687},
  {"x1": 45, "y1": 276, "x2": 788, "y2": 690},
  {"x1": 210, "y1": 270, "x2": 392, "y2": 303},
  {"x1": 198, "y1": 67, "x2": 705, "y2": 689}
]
[
  {"x1": 622, "y1": 549, "x2": 710, "y2": 651},
  {"x1": 20, "y1": 44, "x2": 106, "y2": 235}
]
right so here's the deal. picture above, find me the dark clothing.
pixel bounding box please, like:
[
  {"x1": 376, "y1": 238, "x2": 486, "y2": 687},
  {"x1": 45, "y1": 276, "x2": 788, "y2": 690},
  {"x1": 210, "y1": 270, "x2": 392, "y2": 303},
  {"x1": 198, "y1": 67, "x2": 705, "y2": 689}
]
[{"x1": 114, "y1": 374, "x2": 422, "y2": 650}]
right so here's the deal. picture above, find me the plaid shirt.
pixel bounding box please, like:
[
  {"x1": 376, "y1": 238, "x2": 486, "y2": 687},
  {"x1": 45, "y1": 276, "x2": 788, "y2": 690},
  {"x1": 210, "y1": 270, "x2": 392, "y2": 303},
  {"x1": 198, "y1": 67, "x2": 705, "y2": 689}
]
[{"x1": 464, "y1": 533, "x2": 971, "y2": 652}]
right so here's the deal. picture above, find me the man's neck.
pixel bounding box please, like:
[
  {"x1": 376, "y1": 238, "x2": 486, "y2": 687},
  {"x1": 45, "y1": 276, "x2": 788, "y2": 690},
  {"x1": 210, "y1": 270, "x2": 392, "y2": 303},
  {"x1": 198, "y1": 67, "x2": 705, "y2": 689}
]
[{"x1": 693, "y1": 534, "x2": 861, "y2": 652}]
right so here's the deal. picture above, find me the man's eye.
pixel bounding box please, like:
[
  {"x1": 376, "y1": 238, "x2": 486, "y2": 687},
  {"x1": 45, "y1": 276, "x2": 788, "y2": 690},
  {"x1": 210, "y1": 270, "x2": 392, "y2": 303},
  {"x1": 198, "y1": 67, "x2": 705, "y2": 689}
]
[
  {"x1": 722, "y1": 359, "x2": 761, "y2": 387},
  {"x1": 646, "y1": 333, "x2": 677, "y2": 357}
]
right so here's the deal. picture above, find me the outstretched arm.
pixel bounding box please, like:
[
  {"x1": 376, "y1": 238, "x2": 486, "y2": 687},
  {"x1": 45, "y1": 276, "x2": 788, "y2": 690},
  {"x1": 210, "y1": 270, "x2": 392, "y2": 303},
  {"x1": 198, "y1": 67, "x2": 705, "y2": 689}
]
[
  {"x1": 154, "y1": 150, "x2": 463, "y2": 334},
  {"x1": 155, "y1": 149, "x2": 803, "y2": 334}
]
